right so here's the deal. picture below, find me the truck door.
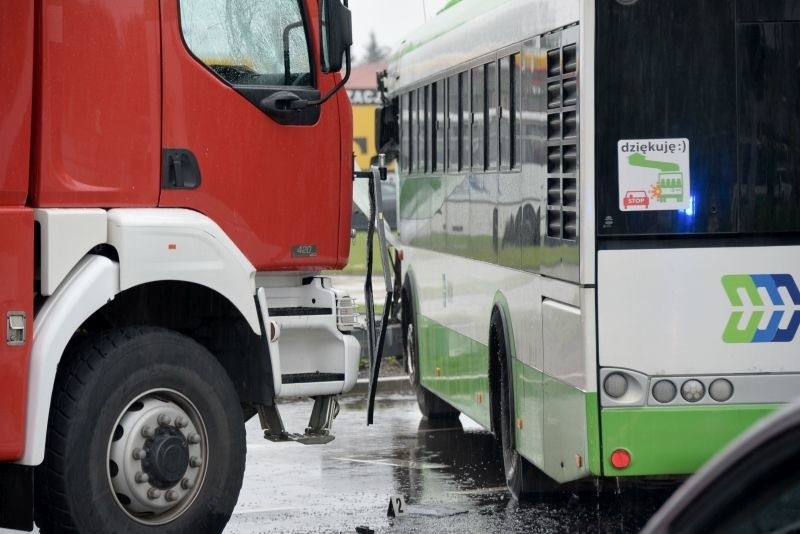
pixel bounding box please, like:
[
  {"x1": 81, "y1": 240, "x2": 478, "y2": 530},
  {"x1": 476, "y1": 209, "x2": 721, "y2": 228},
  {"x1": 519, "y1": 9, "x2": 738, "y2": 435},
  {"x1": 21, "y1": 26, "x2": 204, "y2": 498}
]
[
  {"x1": 159, "y1": 0, "x2": 345, "y2": 271},
  {"x1": 0, "y1": 1, "x2": 34, "y2": 462}
]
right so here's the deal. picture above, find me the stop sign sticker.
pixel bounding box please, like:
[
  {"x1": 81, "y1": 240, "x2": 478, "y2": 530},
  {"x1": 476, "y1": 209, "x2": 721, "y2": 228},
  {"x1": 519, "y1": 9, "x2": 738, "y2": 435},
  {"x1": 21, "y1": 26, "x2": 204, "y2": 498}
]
[{"x1": 617, "y1": 139, "x2": 691, "y2": 212}]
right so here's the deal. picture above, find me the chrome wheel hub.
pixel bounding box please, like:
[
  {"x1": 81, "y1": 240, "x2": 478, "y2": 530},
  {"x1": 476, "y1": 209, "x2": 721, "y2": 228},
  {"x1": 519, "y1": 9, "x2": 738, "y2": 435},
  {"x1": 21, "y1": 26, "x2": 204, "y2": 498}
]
[{"x1": 107, "y1": 389, "x2": 208, "y2": 525}]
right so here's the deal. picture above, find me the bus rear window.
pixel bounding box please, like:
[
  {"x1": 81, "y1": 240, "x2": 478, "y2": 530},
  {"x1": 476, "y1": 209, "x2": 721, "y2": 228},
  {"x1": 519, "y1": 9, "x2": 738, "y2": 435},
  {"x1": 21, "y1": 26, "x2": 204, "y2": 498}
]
[
  {"x1": 596, "y1": 0, "x2": 800, "y2": 237},
  {"x1": 737, "y1": 21, "x2": 800, "y2": 232}
]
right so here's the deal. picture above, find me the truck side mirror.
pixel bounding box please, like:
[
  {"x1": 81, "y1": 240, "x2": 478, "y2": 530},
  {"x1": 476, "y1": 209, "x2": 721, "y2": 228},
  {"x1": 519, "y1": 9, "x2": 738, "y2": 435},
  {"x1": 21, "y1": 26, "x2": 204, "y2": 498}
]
[{"x1": 320, "y1": 0, "x2": 352, "y2": 73}]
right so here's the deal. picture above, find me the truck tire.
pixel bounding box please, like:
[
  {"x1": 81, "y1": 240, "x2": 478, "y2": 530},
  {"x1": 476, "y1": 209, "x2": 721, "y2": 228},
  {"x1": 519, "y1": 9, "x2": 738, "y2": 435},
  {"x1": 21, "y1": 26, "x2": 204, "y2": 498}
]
[
  {"x1": 402, "y1": 281, "x2": 460, "y2": 420},
  {"x1": 34, "y1": 327, "x2": 246, "y2": 533},
  {"x1": 491, "y1": 310, "x2": 557, "y2": 500}
]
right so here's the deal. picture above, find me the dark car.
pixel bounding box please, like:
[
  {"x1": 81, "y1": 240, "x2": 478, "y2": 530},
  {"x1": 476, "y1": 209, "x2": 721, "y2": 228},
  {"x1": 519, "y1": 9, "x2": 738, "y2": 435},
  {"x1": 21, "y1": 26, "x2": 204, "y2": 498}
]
[
  {"x1": 643, "y1": 400, "x2": 800, "y2": 534},
  {"x1": 351, "y1": 179, "x2": 396, "y2": 231}
]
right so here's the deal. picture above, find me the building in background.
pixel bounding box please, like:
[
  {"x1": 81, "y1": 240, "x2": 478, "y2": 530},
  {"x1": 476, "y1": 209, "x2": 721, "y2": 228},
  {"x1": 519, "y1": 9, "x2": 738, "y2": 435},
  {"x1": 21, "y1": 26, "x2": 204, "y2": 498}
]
[{"x1": 347, "y1": 62, "x2": 385, "y2": 170}]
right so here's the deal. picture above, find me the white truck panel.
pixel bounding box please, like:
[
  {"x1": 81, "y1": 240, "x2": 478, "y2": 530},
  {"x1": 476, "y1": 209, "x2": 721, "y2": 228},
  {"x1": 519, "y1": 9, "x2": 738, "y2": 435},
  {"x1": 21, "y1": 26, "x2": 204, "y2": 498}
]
[
  {"x1": 22, "y1": 255, "x2": 119, "y2": 465},
  {"x1": 107, "y1": 208, "x2": 260, "y2": 333},
  {"x1": 34, "y1": 208, "x2": 107, "y2": 296}
]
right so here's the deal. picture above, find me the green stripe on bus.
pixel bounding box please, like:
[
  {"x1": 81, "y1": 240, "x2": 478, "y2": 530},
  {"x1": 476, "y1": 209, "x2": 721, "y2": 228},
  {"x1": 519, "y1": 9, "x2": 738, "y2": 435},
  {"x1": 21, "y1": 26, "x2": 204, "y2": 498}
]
[
  {"x1": 512, "y1": 360, "x2": 601, "y2": 482},
  {"x1": 417, "y1": 315, "x2": 491, "y2": 428},
  {"x1": 418, "y1": 313, "x2": 602, "y2": 481},
  {"x1": 601, "y1": 404, "x2": 779, "y2": 476},
  {"x1": 586, "y1": 393, "x2": 601, "y2": 476}
]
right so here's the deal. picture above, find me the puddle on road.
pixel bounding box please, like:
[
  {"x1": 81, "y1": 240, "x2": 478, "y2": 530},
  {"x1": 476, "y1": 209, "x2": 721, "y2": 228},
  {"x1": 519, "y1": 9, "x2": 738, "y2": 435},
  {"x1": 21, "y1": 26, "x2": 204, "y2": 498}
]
[
  {"x1": 332, "y1": 456, "x2": 447, "y2": 470},
  {"x1": 229, "y1": 395, "x2": 679, "y2": 533}
]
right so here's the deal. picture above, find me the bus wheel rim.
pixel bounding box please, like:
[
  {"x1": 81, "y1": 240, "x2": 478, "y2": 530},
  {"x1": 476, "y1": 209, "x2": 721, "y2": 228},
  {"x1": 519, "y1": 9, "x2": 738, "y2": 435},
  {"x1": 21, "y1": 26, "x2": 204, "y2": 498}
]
[{"x1": 406, "y1": 324, "x2": 417, "y2": 384}]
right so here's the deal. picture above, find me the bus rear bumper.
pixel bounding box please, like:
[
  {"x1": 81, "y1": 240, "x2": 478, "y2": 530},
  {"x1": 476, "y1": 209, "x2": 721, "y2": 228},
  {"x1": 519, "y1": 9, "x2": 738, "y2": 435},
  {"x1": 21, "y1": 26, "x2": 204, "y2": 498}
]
[{"x1": 600, "y1": 404, "x2": 780, "y2": 476}]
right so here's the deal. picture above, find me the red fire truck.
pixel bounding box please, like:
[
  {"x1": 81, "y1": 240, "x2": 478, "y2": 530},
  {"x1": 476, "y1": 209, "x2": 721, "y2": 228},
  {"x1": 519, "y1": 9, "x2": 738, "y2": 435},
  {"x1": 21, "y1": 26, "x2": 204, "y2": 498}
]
[{"x1": 0, "y1": 0, "x2": 357, "y2": 531}]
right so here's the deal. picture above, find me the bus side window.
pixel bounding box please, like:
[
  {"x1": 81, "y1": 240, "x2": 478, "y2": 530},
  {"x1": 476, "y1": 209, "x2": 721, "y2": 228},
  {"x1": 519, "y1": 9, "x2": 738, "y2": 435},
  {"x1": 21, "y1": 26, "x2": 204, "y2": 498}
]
[
  {"x1": 424, "y1": 85, "x2": 432, "y2": 173},
  {"x1": 487, "y1": 60, "x2": 498, "y2": 172},
  {"x1": 460, "y1": 72, "x2": 469, "y2": 171},
  {"x1": 415, "y1": 89, "x2": 423, "y2": 173},
  {"x1": 448, "y1": 75, "x2": 459, "y2": 172},
  {"x1": 401, "y1": 93, "x2": 410, "y2": 173},
  {"x1": 500, "y1": 55, "x2": 513, "y2": 170},
  {"x1": 435, "y1": 81, "x2": 445, "y2": 173},
  {"x1": 411, "y1": 90, "x2": 418, "y2": 173},
  {"x1": 431, "y1": 82, "x2": 437, "y2": 172},
  {"x1": 471, "y1": 65, "x2": 485, "y2": 172},
  {"x1": 511, "y1": 52, "x2": 520, "y2": 170},
  {"x1": 521, "y1": 39, "x2": 536, "y2": 168}
]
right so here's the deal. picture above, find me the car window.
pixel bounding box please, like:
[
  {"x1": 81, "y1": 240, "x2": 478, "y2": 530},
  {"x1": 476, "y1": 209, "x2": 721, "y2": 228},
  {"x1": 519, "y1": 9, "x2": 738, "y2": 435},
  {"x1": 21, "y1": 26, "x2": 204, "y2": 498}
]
[
  {"x1": 179, "y1": 0, "x2": 313, "y2": 87},
  {"x1": 726, "y1": 476, "x2": 800, "y2": 534},
  {"x1": 671, "y1": 435, "x2": 800, "y2": 534}
]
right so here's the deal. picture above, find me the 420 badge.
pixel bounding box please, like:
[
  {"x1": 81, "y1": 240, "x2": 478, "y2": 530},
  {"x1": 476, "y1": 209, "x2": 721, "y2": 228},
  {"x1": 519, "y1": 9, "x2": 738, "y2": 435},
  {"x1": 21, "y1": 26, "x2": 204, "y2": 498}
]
[{"x1": 618, "y1": 138, "x2": 691, "y2": 211}]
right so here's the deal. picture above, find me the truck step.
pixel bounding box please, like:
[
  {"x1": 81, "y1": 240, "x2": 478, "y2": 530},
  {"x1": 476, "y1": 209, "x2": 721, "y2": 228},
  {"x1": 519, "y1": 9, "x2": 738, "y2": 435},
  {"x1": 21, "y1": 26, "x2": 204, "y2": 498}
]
[
  {"x1": 268, "y1": 306, "x2": 333, "y2": 317},
  {"x1": 282, "y1": 372, "x2": 344, "y2": 384}
]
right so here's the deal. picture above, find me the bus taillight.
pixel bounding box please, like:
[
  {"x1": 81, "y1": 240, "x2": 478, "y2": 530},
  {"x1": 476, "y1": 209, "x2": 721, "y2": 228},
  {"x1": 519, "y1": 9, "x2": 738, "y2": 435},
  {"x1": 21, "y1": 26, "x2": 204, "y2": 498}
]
[{"x1": 611, "y1": 449, "x2": 632, "y2": 470}]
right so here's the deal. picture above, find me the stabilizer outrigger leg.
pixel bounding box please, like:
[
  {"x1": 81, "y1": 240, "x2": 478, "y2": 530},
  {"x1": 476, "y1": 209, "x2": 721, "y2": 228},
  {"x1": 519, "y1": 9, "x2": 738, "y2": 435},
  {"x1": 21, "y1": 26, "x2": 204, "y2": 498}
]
[
  {"x1": 355, "y1": 153, "x2": 396, "y2": 425},
  {"x1": 257, "y1": 395, "x2": 339, "y2": 445}
]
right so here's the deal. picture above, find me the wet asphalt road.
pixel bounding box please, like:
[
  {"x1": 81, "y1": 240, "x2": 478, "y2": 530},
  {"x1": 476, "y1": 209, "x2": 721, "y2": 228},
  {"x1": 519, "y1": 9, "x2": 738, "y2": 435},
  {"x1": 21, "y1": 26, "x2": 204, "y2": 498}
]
[{"x1": 226, "y1": 394, "x2": 681, "y2": 534}]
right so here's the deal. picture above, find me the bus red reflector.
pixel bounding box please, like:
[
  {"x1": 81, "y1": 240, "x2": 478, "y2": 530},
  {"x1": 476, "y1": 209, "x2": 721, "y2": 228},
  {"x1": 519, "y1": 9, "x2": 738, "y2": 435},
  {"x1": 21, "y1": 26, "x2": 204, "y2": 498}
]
[{"x1": 611, "y1": 449, "x2": 631, "y2": 469}]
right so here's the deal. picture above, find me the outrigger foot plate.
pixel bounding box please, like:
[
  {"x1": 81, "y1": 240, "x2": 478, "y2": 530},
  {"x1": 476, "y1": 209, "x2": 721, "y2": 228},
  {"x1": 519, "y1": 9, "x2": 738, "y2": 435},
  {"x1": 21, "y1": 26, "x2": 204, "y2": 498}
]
[{"x1": 257, "y1": 395, "x2": 339, "y2": 445}]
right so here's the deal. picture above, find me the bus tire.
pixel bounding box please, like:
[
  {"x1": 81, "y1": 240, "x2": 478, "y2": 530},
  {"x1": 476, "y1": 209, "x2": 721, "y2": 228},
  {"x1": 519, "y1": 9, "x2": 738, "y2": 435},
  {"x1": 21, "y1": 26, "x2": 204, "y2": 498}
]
[
  {"x1": 491, "y1": 310, "x2": 557, "y2": 500},
  {"x1": 402, "y1": 281, "x2": 460, "y2": 420},
  {"x1": 34, "y1": 327, "x2": 246, "y2": 534}
]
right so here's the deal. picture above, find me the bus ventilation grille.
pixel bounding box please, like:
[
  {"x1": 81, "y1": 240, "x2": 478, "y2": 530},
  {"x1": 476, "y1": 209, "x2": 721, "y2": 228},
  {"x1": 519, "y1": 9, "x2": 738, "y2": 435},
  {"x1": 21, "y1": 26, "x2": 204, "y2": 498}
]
[{"x1": 545, "y1": 39, "x2": 579, "y2": 242}]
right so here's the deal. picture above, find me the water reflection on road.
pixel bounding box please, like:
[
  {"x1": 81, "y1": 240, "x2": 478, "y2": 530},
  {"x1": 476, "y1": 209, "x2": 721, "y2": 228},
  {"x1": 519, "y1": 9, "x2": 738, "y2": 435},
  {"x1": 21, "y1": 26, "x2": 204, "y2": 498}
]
[{"x1": 227, "y1": 395, "x2": 679, "y2": 533}]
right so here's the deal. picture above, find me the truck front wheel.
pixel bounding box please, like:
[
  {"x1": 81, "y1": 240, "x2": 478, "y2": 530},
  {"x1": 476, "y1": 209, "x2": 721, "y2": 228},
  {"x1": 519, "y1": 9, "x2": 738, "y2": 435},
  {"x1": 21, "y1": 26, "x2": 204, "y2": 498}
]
[{"x1": 35, "y1": 327, "x2": 246, "y2": 533}]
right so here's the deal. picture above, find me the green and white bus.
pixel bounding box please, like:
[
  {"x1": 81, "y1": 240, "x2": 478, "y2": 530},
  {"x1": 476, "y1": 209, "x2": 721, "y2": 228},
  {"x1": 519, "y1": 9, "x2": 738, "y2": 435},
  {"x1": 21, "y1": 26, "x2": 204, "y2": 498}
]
[{"x1": 380, "y1": 0, "x2": 800, "y2": 497}]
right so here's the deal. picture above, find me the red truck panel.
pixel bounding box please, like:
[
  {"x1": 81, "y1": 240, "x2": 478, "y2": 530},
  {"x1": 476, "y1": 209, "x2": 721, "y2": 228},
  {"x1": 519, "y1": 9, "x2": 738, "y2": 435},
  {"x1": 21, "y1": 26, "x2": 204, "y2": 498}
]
[
  {"x1": 0, "y1": 208, "x2": 33, "y2": 461},
  {"x1": 159, "y1": 0, "x2": 352, "y2": 271},
  {"x1": 336, "y1": 86, "x2": 354, "y2": 269},
  {"x1": 0, "y1": 2, "x2": 33, "y2": 207},
  {"x1": 0, "y1": 6, "x2": 34, "y2": 460},
  {"x1": 31, "y1": 0, "x2": 161, "y2": 208}
]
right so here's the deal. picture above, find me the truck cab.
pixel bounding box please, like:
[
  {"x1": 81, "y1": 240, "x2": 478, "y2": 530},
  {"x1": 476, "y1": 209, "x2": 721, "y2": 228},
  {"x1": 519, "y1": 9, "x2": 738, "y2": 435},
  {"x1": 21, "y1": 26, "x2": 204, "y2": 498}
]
[{"x1": 0, "y1": 0, "x2": 358, "y2": 531}]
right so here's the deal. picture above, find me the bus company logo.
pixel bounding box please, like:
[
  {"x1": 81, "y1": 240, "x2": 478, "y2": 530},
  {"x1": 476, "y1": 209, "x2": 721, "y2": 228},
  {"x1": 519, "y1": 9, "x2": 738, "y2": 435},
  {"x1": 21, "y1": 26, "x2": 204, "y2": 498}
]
[{"x1": 722, "y1": 274, "x2": 800, "y2": 343}]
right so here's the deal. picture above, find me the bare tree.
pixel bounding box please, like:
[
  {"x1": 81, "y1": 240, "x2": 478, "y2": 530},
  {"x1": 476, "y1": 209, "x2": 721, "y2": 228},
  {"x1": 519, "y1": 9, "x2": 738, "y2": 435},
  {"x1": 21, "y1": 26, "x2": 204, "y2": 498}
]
[{"x1": 361, "y1": 31, "x2": 389, "y2": 64}]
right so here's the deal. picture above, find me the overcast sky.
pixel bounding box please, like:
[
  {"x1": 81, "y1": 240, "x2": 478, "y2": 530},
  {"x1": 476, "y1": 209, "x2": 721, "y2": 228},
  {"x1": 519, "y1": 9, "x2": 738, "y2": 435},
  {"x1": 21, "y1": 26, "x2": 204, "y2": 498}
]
[{"x1": 348, "y1": 0, "x2": 450, "y2": 61}]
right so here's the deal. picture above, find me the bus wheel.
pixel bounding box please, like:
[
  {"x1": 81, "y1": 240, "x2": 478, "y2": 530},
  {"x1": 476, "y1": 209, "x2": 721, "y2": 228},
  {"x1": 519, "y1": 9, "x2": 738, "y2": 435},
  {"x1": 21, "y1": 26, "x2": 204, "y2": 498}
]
[
  {"x1": 35, "y1": 327, "x2": 246, "y2": 534},
  {"x1": 402, "y1": 283, "x2": 460, "y2": 420},
  {"x1": 491, "y1": 310, "x2": 556, "y2": 500}
]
